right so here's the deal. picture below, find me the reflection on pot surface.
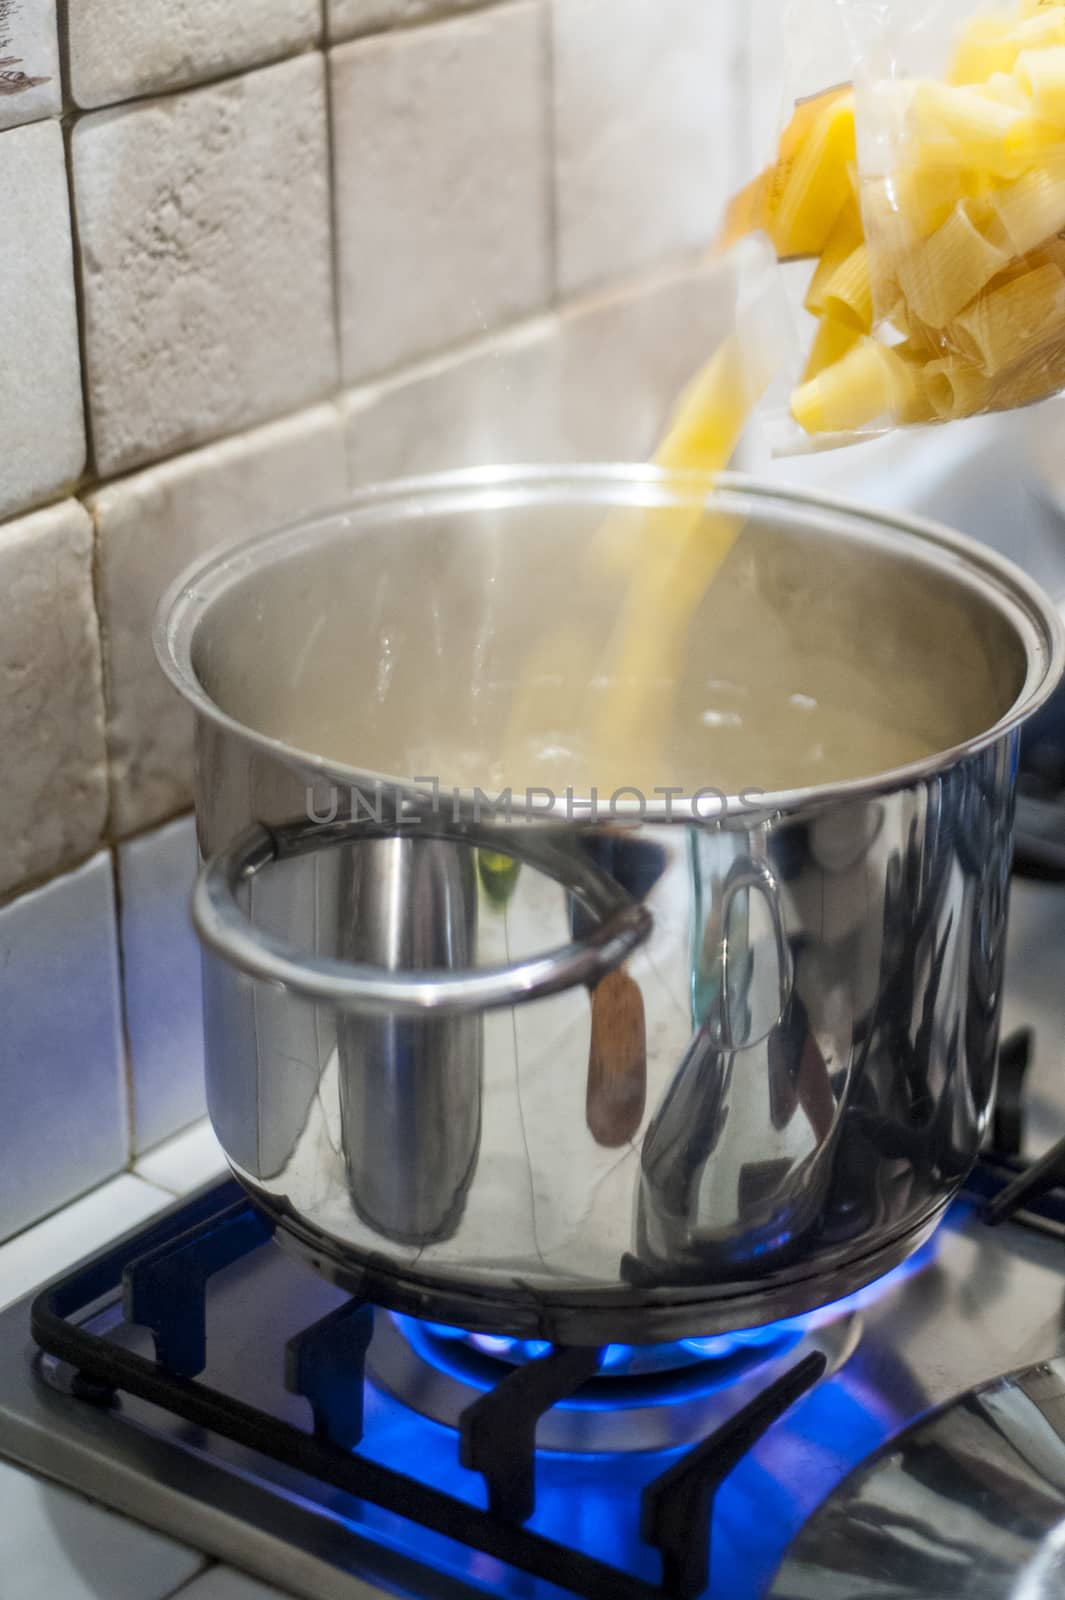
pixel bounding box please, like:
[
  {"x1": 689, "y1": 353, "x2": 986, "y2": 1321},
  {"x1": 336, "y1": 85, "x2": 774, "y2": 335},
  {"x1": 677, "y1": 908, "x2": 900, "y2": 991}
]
[
  {"x1": 770, "y1": 1355, "x2": 1065, "y2": 1599},
  {"x1": 637, "y1": 748, "x2": 1013, "y2": 1285},
  {"x1": 336, "y1": 835, "x2": 484, "y2": 1247}
]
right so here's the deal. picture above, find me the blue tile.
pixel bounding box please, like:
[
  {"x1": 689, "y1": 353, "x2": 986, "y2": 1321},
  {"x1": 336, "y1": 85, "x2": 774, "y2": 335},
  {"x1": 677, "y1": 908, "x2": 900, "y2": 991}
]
[
  {"x1": 0, "y1": 853, "x2": 127, "y2": 1243},
  {"x1": 118, "y1": 815, "x2": 206, "y2": 1154}
]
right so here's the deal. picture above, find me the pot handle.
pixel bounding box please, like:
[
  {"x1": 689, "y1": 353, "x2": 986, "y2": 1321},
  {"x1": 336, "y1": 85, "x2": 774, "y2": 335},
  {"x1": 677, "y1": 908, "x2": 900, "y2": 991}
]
[
  {"x1": 193, "y1": 817, "x2": 654, "y2": 1019},
  {"x1": 717, "y1": 855, "x2": 793, "y2": 1052}
]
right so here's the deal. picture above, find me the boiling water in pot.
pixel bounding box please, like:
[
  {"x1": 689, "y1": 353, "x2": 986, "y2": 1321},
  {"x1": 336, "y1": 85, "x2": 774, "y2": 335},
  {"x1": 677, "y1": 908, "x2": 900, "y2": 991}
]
[{"x1": 194, "y1": 495, "x2": 1023, "y2": 798}]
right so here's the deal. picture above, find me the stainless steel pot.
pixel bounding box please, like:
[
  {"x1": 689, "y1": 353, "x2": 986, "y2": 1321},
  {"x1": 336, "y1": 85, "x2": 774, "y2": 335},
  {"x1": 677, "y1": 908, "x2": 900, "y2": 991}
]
[{"x1": 156, "y1": 466, "x2": 1065, "y2": 1344}]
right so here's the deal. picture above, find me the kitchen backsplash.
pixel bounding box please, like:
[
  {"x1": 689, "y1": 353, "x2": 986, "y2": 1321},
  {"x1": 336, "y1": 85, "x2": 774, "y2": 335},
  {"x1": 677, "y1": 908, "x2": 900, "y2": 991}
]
[{"x1": 0, "y1": 0, "x2": 757, "y2": 1240}]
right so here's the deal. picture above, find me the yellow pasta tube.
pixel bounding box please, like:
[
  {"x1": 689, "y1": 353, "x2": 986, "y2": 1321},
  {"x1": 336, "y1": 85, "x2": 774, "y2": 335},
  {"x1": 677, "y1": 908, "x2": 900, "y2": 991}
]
[
  {"x1": 897, "y1": 200, "x2": 1009, "y2": 328},
  {"x1": 858, "y1": 180, "x2": 913, "y2": 325},
  {"x1": 804, "y1": 199, "x2": 863, "y2": 313},
  {"x1": 802, "y1": 317, "x2": 862, "y2": 381},
  {"x1": 989, "y1": 157, "x2": 1065, "y2": 254},
  {"x1": 923, "y1": 357, "x2": 993, "y2": 420},
  {"x1": 1016, "y1": 9, "x2": 1065, "y2": 49},
  {"x1": 984, "y1": 72, "x2": 1029, "y2": 110},
  {"x1": 715, "y1": 166, "x2": 772, "y2": 254},
  {"x1": 890, "y1": 165, "x2": 964, "y2": 239},
  {"x1": 907, "y1": 81, "x2": 1026, "y2": 175},
  {"x1": 885, "y1": 347, "x2": 937, "y2": 425},
  {"x1": 951, "y1": 8, "x2": 1065, "y2": 84},
  {"x1": 769, "y1": 92, "x2": 857, "y2": 260},
  {"x1": 995, "y1": 338, "x2": 1065, "y2": 409},
  {"x1": 821, "y1": 242, "x2": 874, "y2": 331},
  {"x1": 654, "y1": 335, "x2": 761, "y2": 476},
  {"x1": 777, "y1": 84, "x2": 852, "y2": 165},
  {"x1": 948, "y1": 15, "x2": 1019, "y2": 85},
  {"x1": 790, "y1": 339, "x2": 919, "y2": 434},
  {"x1": 588, "y1": 331, "x2": 762, "y2": 582},
  {"x1": 1015, "y1": 46, "x2": 1065, "y2": 125},
  {"x1": 951, "y1": 260, "x2": 1065, "y2": 374}
]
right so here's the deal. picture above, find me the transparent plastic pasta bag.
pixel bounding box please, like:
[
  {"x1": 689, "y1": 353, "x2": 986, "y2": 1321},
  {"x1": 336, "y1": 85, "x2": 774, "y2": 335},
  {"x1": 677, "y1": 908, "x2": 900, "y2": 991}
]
[{"x1": 724, "y1": 0, "x2": 1065, "y2": 448}]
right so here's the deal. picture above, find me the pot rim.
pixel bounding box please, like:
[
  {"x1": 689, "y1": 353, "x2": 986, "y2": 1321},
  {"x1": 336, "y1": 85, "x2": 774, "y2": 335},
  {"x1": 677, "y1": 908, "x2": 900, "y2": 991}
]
[{"x1": 154, "y1": 463, "x2": 1065, "y2": 823}]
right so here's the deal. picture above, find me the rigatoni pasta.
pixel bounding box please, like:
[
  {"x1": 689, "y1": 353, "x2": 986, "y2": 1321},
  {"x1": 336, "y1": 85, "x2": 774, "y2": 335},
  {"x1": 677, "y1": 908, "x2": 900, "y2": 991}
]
[
  {"x1": 895, "y1": 200, "x2": 1009, "y2": 327},
  {"x1": 820, "y1": 242, "x2": 875, "y2": 331},
  {"x1": 719, "y1": 0, "x2": 1065, "y2": 440}
]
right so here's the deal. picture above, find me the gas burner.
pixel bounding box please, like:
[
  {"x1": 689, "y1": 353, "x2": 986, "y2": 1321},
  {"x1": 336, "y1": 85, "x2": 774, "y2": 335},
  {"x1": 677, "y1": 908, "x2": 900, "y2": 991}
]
[
  {"x1": 444, "y1": 1325, "x2": 795, "y2": 1377},
  {"x1": 365, "y1": 1308, "x2": 863, "y2": 1453}
]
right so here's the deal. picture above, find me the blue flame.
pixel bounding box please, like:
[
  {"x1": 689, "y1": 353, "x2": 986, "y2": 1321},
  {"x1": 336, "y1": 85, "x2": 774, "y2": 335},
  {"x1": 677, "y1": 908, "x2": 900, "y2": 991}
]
[{"x1": 404, "y1": 1240, "x2": 933, "y2": 1403}]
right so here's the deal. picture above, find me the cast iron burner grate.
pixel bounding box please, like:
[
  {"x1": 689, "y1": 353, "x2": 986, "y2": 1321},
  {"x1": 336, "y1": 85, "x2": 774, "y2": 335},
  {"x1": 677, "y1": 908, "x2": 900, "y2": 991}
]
[{"x1": 31, "y1": 1179, "x2": 828, "y2": 1600}]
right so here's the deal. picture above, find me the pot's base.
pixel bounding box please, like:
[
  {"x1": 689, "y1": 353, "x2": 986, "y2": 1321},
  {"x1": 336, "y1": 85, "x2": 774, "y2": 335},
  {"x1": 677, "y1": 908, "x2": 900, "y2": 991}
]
[{"x1": 237, "y1": 1169, "x2": 950, "y2": 1345}]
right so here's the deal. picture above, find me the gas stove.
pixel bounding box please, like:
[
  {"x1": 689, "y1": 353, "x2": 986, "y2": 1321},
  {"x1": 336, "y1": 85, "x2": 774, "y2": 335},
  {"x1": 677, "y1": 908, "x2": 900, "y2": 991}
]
[{"x1": 1, "y1": 1013, "x2": 1065, "y2": 1600}]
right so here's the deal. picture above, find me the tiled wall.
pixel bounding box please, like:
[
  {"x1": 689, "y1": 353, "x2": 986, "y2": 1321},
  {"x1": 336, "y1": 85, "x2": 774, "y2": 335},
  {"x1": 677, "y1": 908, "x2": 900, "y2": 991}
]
[{"x1": 0, "y1": 0, "x2": 752, "y2": 1240}]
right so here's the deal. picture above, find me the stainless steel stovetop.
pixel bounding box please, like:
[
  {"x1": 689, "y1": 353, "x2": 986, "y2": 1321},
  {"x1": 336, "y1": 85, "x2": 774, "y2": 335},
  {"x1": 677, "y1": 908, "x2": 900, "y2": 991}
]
[{"x1": 2, "y1": 877, "x2": 1065, "y2": 1600}]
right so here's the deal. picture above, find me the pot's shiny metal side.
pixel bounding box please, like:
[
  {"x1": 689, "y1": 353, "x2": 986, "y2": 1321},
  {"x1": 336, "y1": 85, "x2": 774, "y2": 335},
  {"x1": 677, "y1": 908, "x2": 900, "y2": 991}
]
[{"x1": 196, "y1": 735, "x2": 1017, "y2": 1343}]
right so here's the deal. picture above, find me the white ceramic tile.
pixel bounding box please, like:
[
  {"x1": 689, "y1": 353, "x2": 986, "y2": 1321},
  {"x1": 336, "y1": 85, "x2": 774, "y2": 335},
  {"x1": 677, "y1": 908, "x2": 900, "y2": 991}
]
[
  {"x1": 119, "y1": 816, "x2": 207, "y2": 1154},
  {"x1": 0, "y1": 120, "x2": 86, "y2": 518},
  {"x1": 551, "y1": 0, "x2": 739, "y2": 297},
  {"x1": 0, "y1": 0, "x2": 60, "y2": 129},
  {"x1": 344, "y1": 255, "x2": 738, "y2": 480},
  {"x1": 0, "y1": 500, "x2": 107, "y2": 898},
  {"x1": 0, "y1": 1174, "x2": 175, "y2": 1311},
  {"x1": 72, "y1": 54, "x2": 336, "y2": 476},
  {"x1": 90, "y1": 403, "x2": 347, "y2": 836},
  {"x1": 0, "y1": 855, "x2": 129, "y2": 1243},
  {"x1": 0, "y1": 1459, "x2": 205, "y2": 1598},
  {"x1": 67, "y1": 0, "x2": 320, "y2": 110},
  {"x1": 331, "y1": 2, "x2": 551, "y2": 382},
  {"x1": 135, "y1": 1119, "x2": 228, "y2": 1196},
  {"x1": 328, "y1": 0, "x2": 495, "y2": 39},
  {"x1": 170, "y1": 1565, "x2": 294, "y2": 1600}
]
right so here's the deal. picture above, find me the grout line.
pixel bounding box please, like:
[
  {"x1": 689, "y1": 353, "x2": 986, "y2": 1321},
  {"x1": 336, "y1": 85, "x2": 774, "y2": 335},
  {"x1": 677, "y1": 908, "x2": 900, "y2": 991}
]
[
  {"x1": 55, "y1": 38, "x2": 325, "y2": 123},
  {"x1": 330, "y1": 0, "x2": 515, "y2": 46},
  {"x1": 53, "y1": 0, "x2": 75, "y2": 115},
  {"x1": 107, "y1": 805, "x2": 198, "y2": 853},
  {"x1": 83, "y1": 499, "x2": 116, "y2": 839},
  {"x1": 59, "y1": 113, "x2": 98, "y2": 483},
  {"x1": 0, "y1": 1169, "x2": 147, "y2": 1253},
  {"x1": 0, "y1": 842, "x2": 106, "y2": 914},
  {"x1": 0, "y1": 1130, "x2": 210, "y2": 1255},
  {"x1": 321, "y1": 34, "x2": 346, "y2": 386},
  {"x1": 108, "y1": 843, "x2": 140, "y2": 1166},
  {"x1": 0, "y1": 805, "x2": 197, "y2": 914},
  {"x1": 136, "y1": 1173, "x2": 185, "y2": 1199}
]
